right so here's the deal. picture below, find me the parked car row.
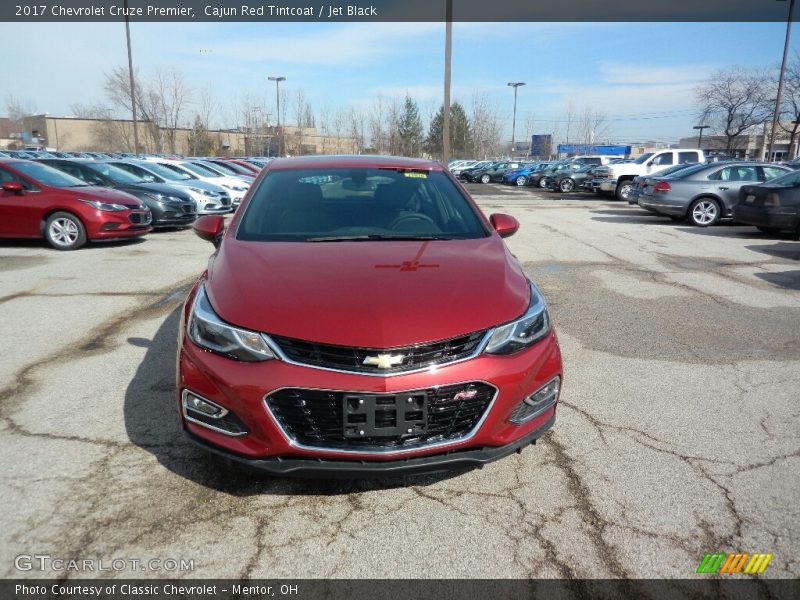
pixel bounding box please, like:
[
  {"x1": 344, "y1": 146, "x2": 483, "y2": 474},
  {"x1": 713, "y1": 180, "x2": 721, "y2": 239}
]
[{"x1": 0, "y1": 154, "x2": 267, "y2": 250}]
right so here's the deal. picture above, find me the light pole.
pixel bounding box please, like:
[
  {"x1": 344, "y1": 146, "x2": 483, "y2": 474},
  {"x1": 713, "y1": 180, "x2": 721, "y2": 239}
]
[
  {"x1": 442, "y1": 0, "x2": 453, "y2": 164},
  {"x1": 268, "y1": 76, "x2": 286, "y2": 156},
  {"x1": 507, "y1": 82, "x2": 525, "y2": 157},
  {"x1": 767, "y1": 0, "x2": 796, "y2": 162},
  {"x1": 124, "y1": 0, "x2": 139, "y2": 156},
  {"x1": 693, "y1": 124, "x2": 709, "y2": 150}
]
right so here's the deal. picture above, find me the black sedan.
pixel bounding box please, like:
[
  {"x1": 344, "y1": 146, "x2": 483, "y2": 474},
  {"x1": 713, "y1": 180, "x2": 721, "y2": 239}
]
[
  {"x1": 735, "y1": 169, "x2": 800, "y2": 239},
  {"x1": 465, "y1": 161, "x2": 526, "y2": 184},
  {"x1": 37, "y1": 159, "x2": 197, "y2": 228},
  {"x1": 547, "y1": 164, "x2": 595, "y2": 193}
]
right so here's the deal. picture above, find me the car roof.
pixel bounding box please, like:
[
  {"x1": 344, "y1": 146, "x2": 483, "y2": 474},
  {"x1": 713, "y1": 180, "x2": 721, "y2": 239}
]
[{"x1": 267, "y1": 155, "x2": 443, "y2": 171}]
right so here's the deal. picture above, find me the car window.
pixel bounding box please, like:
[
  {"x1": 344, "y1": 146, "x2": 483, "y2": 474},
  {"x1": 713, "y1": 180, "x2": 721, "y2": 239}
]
[
  {"x1": 762, "y1": 166, "x2": 789, "y2": 181},
  {"x1": 8, "y1": 161, "x2": 87, "y2": 188},
  {"x1": 89, "y1": 163, "x2": 145, "y2": 184},
  {"x1": 57, "y1": 163, "x2": 106, "y2": 185},
  {"x1": 678, "y1": 152, "x2": 700, "y2": 163},
  {"x1": 767, "y1": 170, "x2": 800, "y2": 186},
  {"x1": 652, "y1": 153, "x2": 674, "y2": 166},
  {"x1": 237, "y1": 168, "x2": 488, "y2": 241},
  {"x1": 0, "y1": 166, "x2": 40, "y2": 191},
  {"x1": 716, "y1": 166, "x2": 758, "y2": 182}
]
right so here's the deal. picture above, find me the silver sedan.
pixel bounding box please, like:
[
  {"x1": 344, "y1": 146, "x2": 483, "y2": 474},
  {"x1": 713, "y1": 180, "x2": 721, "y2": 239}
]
[{"x1": 638, "y1": 162, "x2": 792, "y2": 226}]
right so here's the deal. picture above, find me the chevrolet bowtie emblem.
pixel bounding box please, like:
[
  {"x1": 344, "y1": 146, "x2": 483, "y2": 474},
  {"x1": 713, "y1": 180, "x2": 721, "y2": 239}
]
[{"x1": 362, "y1": 353, "x2": 405, "y2": 369}]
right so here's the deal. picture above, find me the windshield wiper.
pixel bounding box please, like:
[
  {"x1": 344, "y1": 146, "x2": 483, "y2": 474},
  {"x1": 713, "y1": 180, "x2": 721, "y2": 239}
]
[{"x1": 308, "y1": 234, "x2": 453, "y2": 242}]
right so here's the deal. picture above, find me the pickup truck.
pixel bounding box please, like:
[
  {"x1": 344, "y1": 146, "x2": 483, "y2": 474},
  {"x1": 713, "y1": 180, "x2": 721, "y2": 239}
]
[{"x1": 593, "y1": 149, "x2": 706, "y2": 201}]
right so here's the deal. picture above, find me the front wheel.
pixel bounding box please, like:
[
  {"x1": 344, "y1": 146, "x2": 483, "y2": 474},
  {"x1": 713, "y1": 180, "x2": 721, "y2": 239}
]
[
  {"x1": 480, "y1": 174, "x2": 491, "y2": 184},
  {"x1": 44, "y1": 212, "x2": 87, "y2": 250},
  {"x1": 538, "y1": 177, "x2": 548, "y2": 188},
  {"x1": 615, "y1": 180, "x2": 633, "y2": 201},
  {"x1": 559, "y1": 178, "x2": 575, "y2": 192},
  {"x1": 515, "y1": 176, "x2": 527, "y2": 187},
  {"x1": 689, "y1": 198, "x2": 720, "y2": 227}
]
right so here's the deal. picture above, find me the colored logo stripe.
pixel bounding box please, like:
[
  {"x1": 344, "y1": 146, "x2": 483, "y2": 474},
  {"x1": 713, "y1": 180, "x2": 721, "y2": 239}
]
[
  {"x1": 696, "y1": 552, "x2": 773, "y2": 574},
  {"x1": 744, "y1": 554, "x2": 773, "y2": 574}
]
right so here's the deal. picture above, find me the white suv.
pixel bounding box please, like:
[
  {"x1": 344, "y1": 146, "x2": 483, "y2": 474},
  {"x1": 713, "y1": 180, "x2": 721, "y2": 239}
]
[{"x1": 596, "y1": 149, "x2": 706, "y2": 201}]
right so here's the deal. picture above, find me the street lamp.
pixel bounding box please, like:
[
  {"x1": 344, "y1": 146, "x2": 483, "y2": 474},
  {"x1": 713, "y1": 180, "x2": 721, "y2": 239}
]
[
  {"x1": 507, "y1": 82, "x2": 526, "y2": 156},
  {"x1": 767, "y1": 0, "x2": 796, "y2": 162},
  {"x1": 123, "y1": 0, "x2": 139, "y2": 156},
  {"x1": 693, "y1": 124, "x2": 710, "y2": 150},
  {"x1": 268, "y1": 76, "x2": 286, "y2": 156}
]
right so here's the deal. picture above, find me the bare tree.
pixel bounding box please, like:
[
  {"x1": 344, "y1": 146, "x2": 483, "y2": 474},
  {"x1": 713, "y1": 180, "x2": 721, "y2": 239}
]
[
  {"x1": 197, "y1": 84, "x2": 219, "y2": 130},
  {"x1": 778, "y1": 52, "x2": 800, "y2": 159},
  {"x1": 368, "y1": 94, "x2": 387, "y2": 153},
  {"x1": 346, "y1": 106, "x2": 366, "y2": 154},
  {"x1": 469, "y1": 92, "x2": 503, "y2": 159},
  {"x1": 695, "y1": 66, "x2": 774, "y2": 154},
  {"x1": 5, "y1": 93, "x2": 37, "y2": 125},
  {"x1": 579, "y1": 108, "x2": 611, "y2": 149}
]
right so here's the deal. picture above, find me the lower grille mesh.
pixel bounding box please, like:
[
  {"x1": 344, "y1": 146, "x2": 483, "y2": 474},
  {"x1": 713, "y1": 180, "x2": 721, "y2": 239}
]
[{"x1": 266, "y1": 382, "x2": 495, "y2": 450}]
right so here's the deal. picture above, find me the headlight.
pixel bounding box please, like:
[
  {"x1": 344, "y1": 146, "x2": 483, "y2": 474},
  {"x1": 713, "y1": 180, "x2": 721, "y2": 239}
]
[
  {"x1": 484, "y1": 283, "x2": 550, "y2": 355},
  {"x1": 188, "y1": 285, "x2": 276, "y2": 362},
  {"x1": 79, "y1": 198, "x2": 130, "y2": 212}
]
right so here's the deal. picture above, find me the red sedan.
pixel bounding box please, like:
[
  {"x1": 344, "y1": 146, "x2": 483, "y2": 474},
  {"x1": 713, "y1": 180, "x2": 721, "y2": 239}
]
[
  {"x1": 178, "y1": 155, "x2": 562, "y2": 477},
  {"x1": 0, "y1": 159, "x2": 152, "y2": 250}
]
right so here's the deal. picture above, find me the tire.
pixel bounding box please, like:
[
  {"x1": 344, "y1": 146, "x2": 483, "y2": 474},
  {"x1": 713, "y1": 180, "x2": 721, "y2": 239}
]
[
  {"x1": 688, "y1": 198, "x2": 721, "y2": 227},
  {"x1": 538, "y1": 177, "x2": 548, "y2": 188},
  {"x1": 44, "y1": 212, "x2": 87, "y2": 250},
  {"x1": 515, "y1": 176, "x2": 527, "y2": 187},
  {"x1": 615, "y1": 180, "x2": 633, "y2": 201},
  {"x1": 480, "y1": 174, "x2": 491, "y2": 184},
  {"x1": 756, "y1": 226, "x2": 781, "y2": 234},
  {"x1": 559, "y1": 178, "x2": 575, "y2": 193}
]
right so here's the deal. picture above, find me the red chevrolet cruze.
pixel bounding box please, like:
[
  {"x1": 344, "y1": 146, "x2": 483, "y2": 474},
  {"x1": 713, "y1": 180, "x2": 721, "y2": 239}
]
[
  {"x1": 178, "y1": 155, "x2": 562, "y2": 476},
  {"x1": 0, "y1": 159, "x2": 152, "y2": 249}
]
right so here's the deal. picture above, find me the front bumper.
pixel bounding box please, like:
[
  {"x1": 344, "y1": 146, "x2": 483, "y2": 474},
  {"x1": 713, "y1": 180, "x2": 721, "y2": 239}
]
[
  {"x1": 186, "y1": 413, "x2": 556, "y2": 478},
  {"x1": 733, "y1": 204, "x2": 799, "y2": 229},
  {"x1": 177, "y1": 295, "x2": 563, "y2": 475},
  {"x1": 597, "y1": 179, "x2": 617, "y2": 192}
]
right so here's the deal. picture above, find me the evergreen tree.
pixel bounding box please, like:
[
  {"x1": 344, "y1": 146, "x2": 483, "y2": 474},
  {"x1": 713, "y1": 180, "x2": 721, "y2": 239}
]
[
  {"x1": 425, "y1": 102, "x2": 472, "y2": 159},
  {"x1": 397, "y1": 94, "x2": 424, "y2": 157}
]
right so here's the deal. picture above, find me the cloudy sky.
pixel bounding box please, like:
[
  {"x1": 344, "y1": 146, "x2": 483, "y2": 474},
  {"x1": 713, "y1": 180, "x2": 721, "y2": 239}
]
[{"x1": 5, "y1": 21, "x2": 794, "y2": 144}]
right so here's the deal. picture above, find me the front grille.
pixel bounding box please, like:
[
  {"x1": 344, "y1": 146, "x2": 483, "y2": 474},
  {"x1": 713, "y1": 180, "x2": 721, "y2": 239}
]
[
  {"x1": 271, "y1": 330, "x2": 486, "y2": 374},
  {"x1": 181, "y1": 203, "x2": 195, "y2": 214},
  {"x1": 265, "y1": 382, "x2": 495, "y2": 450},
  {"x1": 128, "y1": 211, "x2": 151, "y2": 225}
]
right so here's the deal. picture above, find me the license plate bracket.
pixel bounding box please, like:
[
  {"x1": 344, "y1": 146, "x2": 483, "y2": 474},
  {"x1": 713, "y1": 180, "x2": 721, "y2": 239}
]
[{"x1": 343, "y1": 393, "x2": 428, "y2": 438}]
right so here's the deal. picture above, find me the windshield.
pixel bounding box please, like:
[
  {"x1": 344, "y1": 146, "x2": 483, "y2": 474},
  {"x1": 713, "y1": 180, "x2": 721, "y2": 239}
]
[
  {"x1": 87, "y1": 163, "x2": 145, "y2": 185},
  {"x1": 237, "y1": 167, "x2": 488, "y2": 242},
  {"x1": 767, "y1": 169, "x2": 800, "y2": 186},
  {"x1": 149, "y1": 162, "x2": 196, "y2": 180},
  {"x1": 181, "y1": 162, "x2": 222, "y2": 178},
  {"x1": 12, "y1": 161, "x2": 88, "y2": 187},
  {"x1": 632, "y1": 153, "x2": 655, "y2": 164}
]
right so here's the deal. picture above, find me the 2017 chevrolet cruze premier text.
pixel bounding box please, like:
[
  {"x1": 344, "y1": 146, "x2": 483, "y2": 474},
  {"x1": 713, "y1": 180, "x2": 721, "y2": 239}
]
[{"x1": 178, "y1": 155, "x2": 563, "y2": 477}]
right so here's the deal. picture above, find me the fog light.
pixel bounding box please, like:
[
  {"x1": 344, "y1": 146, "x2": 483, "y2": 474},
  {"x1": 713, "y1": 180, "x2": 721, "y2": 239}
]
[
  {"x1": 509, "y1": 377, "x2": 560, "y2": 425},
  {"x1": 182, "y1": 390, "x2": 247, "y2": 436}
]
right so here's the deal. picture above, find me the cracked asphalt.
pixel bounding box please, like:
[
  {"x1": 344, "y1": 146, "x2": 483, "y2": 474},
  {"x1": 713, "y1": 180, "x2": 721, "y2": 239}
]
[{"x1": 1, "y1": 184, "x2": 798, "y2": 580}]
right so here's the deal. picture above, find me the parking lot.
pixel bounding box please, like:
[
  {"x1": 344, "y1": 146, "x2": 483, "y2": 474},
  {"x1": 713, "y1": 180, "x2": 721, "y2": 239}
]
[{"x1": 1, "y1": 183, "x2": 798, "y2": 579}]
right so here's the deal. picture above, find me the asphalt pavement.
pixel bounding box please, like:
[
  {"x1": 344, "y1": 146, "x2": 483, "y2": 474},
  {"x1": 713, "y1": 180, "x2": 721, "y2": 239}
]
[{"x1": 1, "y1": 184, "x2": 798, "y2": 579}]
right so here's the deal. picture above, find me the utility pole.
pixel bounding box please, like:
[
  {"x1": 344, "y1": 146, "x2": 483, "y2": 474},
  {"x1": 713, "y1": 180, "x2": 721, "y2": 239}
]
[
  {"x1": 442, "y1": 0, "x2": 452, "y2": 165},
  {"x1": 693, "y1": 124, "x2": 709, "y2": 150},
  {"x1": 268, "y1": 76, "x2": 286, "y2": 156},
  {"x1": 768, "y1": 0, "x2": 795, "y2": 162},
  {"x1": 124, "y1": 0, "x2": 139, "y2": 157},
  {"x1": 507, "y1": 82, "x2": 525, "y2": 157}
]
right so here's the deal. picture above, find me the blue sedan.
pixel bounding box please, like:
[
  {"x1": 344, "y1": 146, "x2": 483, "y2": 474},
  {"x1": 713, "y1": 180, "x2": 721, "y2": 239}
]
[{"x1": 502, "y1": 162, "x2": 552, "y2": 186}]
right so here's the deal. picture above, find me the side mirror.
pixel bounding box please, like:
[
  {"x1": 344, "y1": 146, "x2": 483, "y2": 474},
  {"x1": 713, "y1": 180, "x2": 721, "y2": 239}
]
[
  {"x1": 490, "y1": 213, "x2": 520, "y2": 239},
  {"x1": 1, "y1": 181, "x2": 24, "y2": 195},
  {"x1": 193, "y1": 215, "x2": 225, "y2": 247}
]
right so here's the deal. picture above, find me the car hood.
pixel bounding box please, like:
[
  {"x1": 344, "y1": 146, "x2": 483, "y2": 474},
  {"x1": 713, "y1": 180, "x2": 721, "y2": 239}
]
[
  {"x1": 66, "y1": 185, "x2": 144, "y2": 208},
  {"x1": 121, "y1": 181, "x2": 192, "y2": 200},
  {"x1": 166, "y1": 179, "x2": 227, "y2": 194},
  {"x1": 205, "y1": 236, "x2": 531, "y2": 348}
]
